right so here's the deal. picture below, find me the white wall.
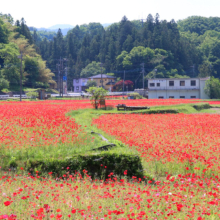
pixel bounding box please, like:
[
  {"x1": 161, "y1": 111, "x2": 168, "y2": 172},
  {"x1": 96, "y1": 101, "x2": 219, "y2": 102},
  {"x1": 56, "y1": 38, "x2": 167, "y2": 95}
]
[
  {"x1": 148, "y1": 90, "x2": 200, "y2": 99},
  {"x1": 148, "y1": 78, "x2": 200, "y2": 90},
  {"x1": 148, "y1": 78, "x2": 209, "y2": 99}
]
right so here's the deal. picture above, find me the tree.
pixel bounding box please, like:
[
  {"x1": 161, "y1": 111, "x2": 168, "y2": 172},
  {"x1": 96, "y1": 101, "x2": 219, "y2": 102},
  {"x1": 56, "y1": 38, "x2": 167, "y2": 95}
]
[
  {"x1": 81, "y1": 61, "x2": 106, "y2": 78},
  {"x1": 113, "y1": 80, "x2": 134, "y2": 91},
  {"x1": 198, "y1": 61, "x2": 213, "y2": 77},
  {"x1": 86, "y1": 86, "x2": 108, "y2": 109},
  {"x1": 24, "y1": 57, "x2": 39, "y2": 87},
  {"x1": 204, "y1": 77, "x2": 220, "y2": 99},
  {"x1": 0, "y1": 77, "x2": 9, "y2": 90},
  {"x1": 86, "y1": 80, "x2": 97, "y2": 88},
  {"x1": 0, "y1": 18, "x2": 9, "y2": 44}
]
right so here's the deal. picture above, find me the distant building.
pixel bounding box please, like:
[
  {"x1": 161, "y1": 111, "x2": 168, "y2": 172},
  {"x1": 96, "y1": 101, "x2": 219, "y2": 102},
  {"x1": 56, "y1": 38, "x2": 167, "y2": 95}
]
[
  {"x1": 88, "y1": 74, "x2": 116, "y2": 91},
  {"x1": 148, "y1": 77, "x2": 210, "y2": 99},
  {"x1": 73, "y1": 78, "x2": 89, "y2": 93}
]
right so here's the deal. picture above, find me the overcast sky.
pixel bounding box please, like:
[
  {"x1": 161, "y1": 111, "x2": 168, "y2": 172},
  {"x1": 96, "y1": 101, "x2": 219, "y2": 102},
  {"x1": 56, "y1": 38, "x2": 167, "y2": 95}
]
[{"x1": 1, "y1": 0, "x2": 220, "y2": 28}]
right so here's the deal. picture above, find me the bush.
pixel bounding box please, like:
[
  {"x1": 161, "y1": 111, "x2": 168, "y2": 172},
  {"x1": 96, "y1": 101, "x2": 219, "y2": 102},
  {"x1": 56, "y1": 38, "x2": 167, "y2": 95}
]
[
  {"x1": 26, "y1": 91, "x2": 38, "y2": 99},
  {"x1": 26, "y1": 151, "x2": 145, "y2": 180},
  {"x1": 193, "y1": 103, "x2": 211, "y2": 111},
  {"x1": 128, "y1": 92, "x2": 143, "y2": 99}
]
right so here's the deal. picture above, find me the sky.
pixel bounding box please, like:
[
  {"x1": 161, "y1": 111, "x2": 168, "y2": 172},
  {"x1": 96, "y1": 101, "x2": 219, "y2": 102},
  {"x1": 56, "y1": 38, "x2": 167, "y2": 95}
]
[{"x1": 1, "y1": 0, "x2": 220, "y2": 28}]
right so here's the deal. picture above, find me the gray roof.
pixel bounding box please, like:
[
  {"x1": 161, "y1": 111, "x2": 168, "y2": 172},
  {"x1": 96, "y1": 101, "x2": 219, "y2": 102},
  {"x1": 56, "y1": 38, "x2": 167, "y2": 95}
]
[{"x1": 89, "y1": 74, "x2": 116, "y2": 79}]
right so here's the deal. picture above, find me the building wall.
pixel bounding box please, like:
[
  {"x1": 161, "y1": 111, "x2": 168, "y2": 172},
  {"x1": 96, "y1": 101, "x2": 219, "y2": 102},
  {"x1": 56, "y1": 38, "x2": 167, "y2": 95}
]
[
  {"x1": 73, "y1": 78, "x2": 88, "y2": 92},
  {"x1": 148, "y1": 78, "x2": 209, "y2": 99},
  {"x1": 148, "y1": 78, "x2": 200, "y2": 90},
  {"x1": 148, "y1": 90, "x2": 200, "y2": 99}
]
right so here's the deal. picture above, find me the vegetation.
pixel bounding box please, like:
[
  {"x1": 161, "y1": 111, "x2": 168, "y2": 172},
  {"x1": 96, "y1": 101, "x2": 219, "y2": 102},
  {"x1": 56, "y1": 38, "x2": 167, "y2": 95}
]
[
  {"x1": 0, "y1": 14, "x2": 56, "y2": 91},
  {"x1": 86, "y1": 86, "x2": 108, "y2": 109},
  {"x1": 204, "y1": 76, "x2": 220, "y2": 98},
  {"x1": 86, "y1": 80, "x2": 97, "y2": 87},
  {"x1": 32, "y1": 14, "x2": 220, "y2": 90},
  {"x1": 80, "y1": 61, "x2": 106, "y2": 78},
  {"x1": 127, "y1": 92, "x2": 143, "y2": 99}
]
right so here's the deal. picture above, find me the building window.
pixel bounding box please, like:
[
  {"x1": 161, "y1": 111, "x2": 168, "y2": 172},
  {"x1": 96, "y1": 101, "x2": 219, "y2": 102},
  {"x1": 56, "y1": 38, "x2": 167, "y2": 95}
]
[
  {"x1": 180, "y1": 81, "x2": 185, "y2": 86},
  {"x1": 76, "y1": 79, "x2": 79, "y2": 83},
  {"x1": 191, "y1": 96, "x2": 196, "y2": 98},
  {"x1": 158, "y1": 96, "x2": 164, "y2": 99},
  {"x1": 180, "y1": 96, "x2": 185, "y2": 99},
  {"x1": 157, "y1": 83, "x2": 160, "y2": 87},
  {"x1": 76, "y1": 86, "x2": 79, "y2": 90},
  {"x1": 169, "y1": 96, "x2": 174, "y2": 99},
  {"x1": 150, "y1": 83, "x2": 155, "y2": 87},
  {"x1": 169, "y1": 81, "x2": 174, "y2": 86},
  {"x1": 191, "y1": 80, "x2": 196, "y2": 86}
]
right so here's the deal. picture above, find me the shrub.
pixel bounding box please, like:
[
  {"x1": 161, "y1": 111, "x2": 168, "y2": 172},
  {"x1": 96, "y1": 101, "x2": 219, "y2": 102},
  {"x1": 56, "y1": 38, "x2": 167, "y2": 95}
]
[
  {"x1": 26, "y1": 151, "x2": 145, "y2": 180},
  {"x1": 193, "y1": 103, "x2": 211, "y2": 111},
  {"x1": 26, "y1": 91, "x2": 38, "y2": 99},
  {"x1": 128, "y1": 92, "x2": 144, "y2": 99}
]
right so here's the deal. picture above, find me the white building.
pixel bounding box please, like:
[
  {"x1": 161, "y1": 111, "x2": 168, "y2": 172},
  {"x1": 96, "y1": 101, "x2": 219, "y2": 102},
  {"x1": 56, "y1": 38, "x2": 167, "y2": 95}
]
[{"x1": 148, "y1": 77, "x2": 210, "y2": 99}]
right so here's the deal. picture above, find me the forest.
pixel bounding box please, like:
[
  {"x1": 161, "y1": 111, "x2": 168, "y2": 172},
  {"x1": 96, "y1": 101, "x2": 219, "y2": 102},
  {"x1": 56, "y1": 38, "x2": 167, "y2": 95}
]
[{"x1": 1, "y1": 13, "x2": 220, "y2": 91}]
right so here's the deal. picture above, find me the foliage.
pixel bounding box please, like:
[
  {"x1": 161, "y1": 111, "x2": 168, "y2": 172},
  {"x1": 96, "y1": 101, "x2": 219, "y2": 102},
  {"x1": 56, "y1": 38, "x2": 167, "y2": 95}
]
[
  {"x1": 27, "y1": 152, "x2": 144, "y2": 179},
  {"x1": 113, "y1": 80, "x2": 134, "y2": 91},
  {"x1": 0, "y1": 77, "x2": 9, "y2": 90},
  {"x1": 24, "y1": 57, "x2": 39, "y2": 87},
  {"x1": 0, "y1": 17, "x2": 9, "y2": 44},
  {"x1": 127, "y1": 92, "x2": 143, "y2": 99},
  {"x1": 86, "y1": 80, "x2": 97, "y2": 87},
  {"x1": 26, "y1": 91, "x2": 38, "y2": 99},
  {"x1": 204, "y1": 76, "x2": 220, "y2": 98},
  {"x1": 192, "y1": 103, "x2": 211, "y2": 111},
  {"x1": 86, "y1": 86, "x2": 108, "y2": 109},
  {"x1": 0, "y1": 14, "x2": 56, "y2": 89},
  {"x1": 81, "y1": 61, "x2": 106, "y2": 78},
  {"x1": 35, "y1": 14, "x2": 205, "y2": 88},
  {"x1": 178, "y1": 16, "x2": 220, "y2": 35}
]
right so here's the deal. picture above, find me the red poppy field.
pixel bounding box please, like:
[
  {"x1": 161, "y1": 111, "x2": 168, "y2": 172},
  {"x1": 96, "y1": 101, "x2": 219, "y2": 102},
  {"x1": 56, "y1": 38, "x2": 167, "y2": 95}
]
[
  {"x1": 1, "y1": 99, "x2": 220, "y2": 219},
  {"x1": 93, "y1": 113, "x2": 220, "y2": 177}
]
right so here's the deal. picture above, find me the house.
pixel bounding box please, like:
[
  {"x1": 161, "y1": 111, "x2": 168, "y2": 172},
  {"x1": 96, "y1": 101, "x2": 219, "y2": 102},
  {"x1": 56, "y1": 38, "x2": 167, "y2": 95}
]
[
  {"x1": 148, "y1": 77, "x2": 210, "y2": 99},
  {"x1": 88, "y1": 74, "x2": 116, "y2": 91},
  {"x1": 73, "y1": 78, "x2": 89, "y2": 93}
]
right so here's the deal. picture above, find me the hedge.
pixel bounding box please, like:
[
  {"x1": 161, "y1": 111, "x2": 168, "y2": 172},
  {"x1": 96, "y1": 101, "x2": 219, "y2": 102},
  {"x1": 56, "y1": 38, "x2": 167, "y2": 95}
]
[{"x1": 25, "y1": 151, "x2": 145, "y2": 180}]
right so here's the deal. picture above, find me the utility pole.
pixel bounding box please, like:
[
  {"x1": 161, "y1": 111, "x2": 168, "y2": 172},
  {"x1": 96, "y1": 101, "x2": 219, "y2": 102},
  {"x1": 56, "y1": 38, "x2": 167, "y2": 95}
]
[
  {"x1": 154, "y1": 69, "x2": 157, "y2": 78},
  {"x1": 99, "y1": 63, "x2": 103, "y2": 88},
  {"x1": 17, "y1": 52, "x2": 23, "y2": 102},
  {"x1": 56, "y1": 63, "x2": 60, "y2": 94},
  {"x1": 63, "y1": 58, "x2": 68, "y2": 95},
  {"x1": 140, "y1": 63, "x2": 145, "y2": 89},
  {"x1": 123, "y1": 70, "x2": 125, "y2": 94},
  {"x1": 61, "y1": 58, "x2": 64, "y2": 97},
  {"x1": 140, "y1": 18, "x2": 144, "y2": 27},
  {"x1": 190, "y1": 64, "x2": 195, "y2": 77}
]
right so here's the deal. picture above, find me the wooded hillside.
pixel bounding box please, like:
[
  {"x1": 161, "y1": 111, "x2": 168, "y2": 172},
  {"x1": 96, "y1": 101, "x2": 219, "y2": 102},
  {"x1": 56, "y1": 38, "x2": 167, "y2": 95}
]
[
  {"x1": 0, "y1": 13, "x2": 56, "y2": 91},
  {"x1": 34, "y1": 15, "x2": 220, "y2": 89},
  {"x1": 1, "y1": 13, "x2": 220, "y2": 91}
]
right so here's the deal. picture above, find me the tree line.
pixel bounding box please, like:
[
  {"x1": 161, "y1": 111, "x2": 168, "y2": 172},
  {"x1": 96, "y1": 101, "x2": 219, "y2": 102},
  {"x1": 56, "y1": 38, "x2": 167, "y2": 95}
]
[
  {"x1": 1, "y1": 13, "x2": 220, "y2": 92},
  {"x1": 34, "y1": 14, "x2": 220, "y2": 89}
]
